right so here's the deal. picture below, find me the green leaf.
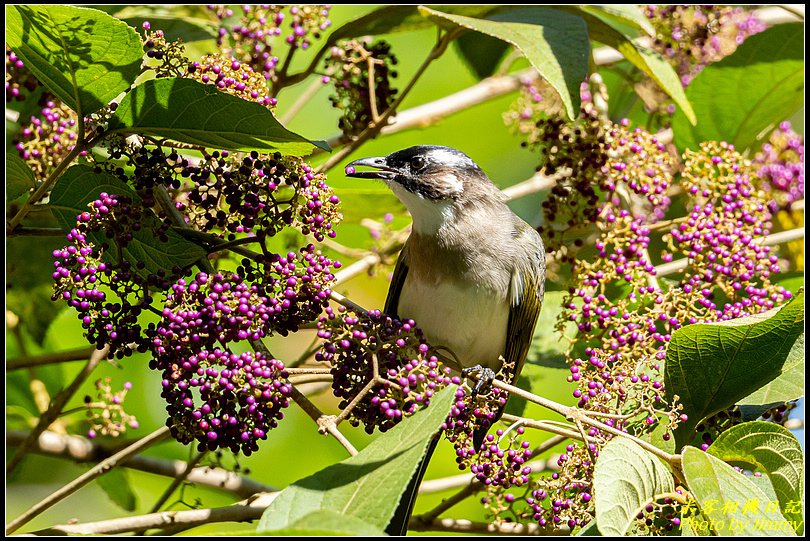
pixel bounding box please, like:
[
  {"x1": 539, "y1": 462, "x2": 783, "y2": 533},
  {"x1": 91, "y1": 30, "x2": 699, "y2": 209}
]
[
  {"x1": 420, "y1": 6, "x2": 589, "y2": 121},
  {"x1": 259, "y1": 510, "x2": 386, "y2": 536},
  {"x1": 574, "y1": 9, "x2": 695, "y2": 124},
  {"x1": 97, "y1": 468, "x2": 137, "y2": 511},
  {"x1": 454, "y1": 31, "x2": 511, "y2": 80},
  {"x1": 49, "y1": 164, "x2": 207, "y2": 276},
  {"x1": 526, "y1": 290, "x2": 576, "y2": 369},
  {"x1": 593, "y1": 437, "x2": 675, "y2": 536},
  {"x1": 324, "y1": 5, "x2": 499, "y2": 46},
  {"x1": 708, "y1": 422, "x2": 804, "y2": 533},
  {"x1": 7, "y1": 154, "x2": 36, "y2": 201},
  {"x1": 5, "y1": 5, "x2": 143, "y2": 116},
  {"x1": 665, "y1": 293, "x2": 804, "y2": 448},
  {"x1": 107, "y1": 78, "x2": 330, "y2": 155},
  {"x1": 738, "y1": 332, "x2": 804, "y2": 408},
  {"x1": 681, "y1": 446, "x2": 796, "y2": 535},
  {"x1": 671, "y1": 23, "x2": 804, "y2": 152},
  {"x1": 258, "y1": 385, "x2": 457, "y2": 532},
  {"x1": 579, "y1": 5, "x2": 654, "y2": 36}
]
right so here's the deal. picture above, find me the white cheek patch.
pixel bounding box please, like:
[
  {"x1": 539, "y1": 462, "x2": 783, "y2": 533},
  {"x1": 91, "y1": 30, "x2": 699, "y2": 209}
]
[{"x1": 435, "y1": 172, "x2": 463, "y2": 195}]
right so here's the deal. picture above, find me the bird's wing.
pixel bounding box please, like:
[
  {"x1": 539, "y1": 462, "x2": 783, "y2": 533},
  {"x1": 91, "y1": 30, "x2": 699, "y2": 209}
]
[
  {"x1": 472, "y1": 226, "x2": 545, "y2": 449},
  {"x1": 384, "y1": 246, "x2": 409, "y2": 317},
  {"x1": 504, "y1": 230, "x2": 546, "y2": 384}
]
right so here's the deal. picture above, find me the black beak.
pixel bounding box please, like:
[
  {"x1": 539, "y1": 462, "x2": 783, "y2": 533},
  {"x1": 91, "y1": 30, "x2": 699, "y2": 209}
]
[{"x1": 345, "y1": 156, "x2": 400, "y2": 180}]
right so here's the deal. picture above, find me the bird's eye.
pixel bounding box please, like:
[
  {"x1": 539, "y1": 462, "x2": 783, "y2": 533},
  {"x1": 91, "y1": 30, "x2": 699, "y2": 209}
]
[{"x1": 410, "y1": 156, "x2": 427, "y2": 172}]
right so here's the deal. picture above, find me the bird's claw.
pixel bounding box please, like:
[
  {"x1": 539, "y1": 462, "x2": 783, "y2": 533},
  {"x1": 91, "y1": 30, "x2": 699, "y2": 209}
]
[{"x1": 462, "y1": 365, "x2": 496, "y2": 396}]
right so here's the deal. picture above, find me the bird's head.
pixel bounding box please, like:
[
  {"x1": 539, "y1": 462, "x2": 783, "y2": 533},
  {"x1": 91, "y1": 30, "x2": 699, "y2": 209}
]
[{"x1": 345, "y1": 145, "x2": 499, "y2": 235}]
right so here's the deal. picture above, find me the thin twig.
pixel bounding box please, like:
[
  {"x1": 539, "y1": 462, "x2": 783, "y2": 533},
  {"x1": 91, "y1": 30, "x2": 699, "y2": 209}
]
[
  {"x1": 5, "y1": 226, "x2": 65, "y2": 237},
  {"x1": 409, "y1": 517, "x2": 568, "y2": 535},
  {"x1": 5, "y1": 429, "x2": 275, "y2": 498},
  {"x1": 7, "y1": 346, "x2": 99, "y2": 371},
  {"x1": 28, "y1": 492, "x2": 278, "y2": 536},
  {"x1": 654, "y1": 226, "x2": 806, "y2": 277},
  {"x1": 6, "y1": 346, "x2": 109, "y2": 475},
  {"x1": 6, "y1": 427, "x2": 171, "y2": 534},
  {"x1": 288, "y1": 385, "x2": 358, "y2": 456},
  {"x1": 280, "y1": 76, "x2": 327, "y2": 125}
]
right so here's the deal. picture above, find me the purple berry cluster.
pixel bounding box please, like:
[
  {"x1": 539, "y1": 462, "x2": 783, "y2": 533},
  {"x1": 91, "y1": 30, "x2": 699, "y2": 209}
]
[
  {"x1": 84, "y1": 378, "x2": 139, "y2": 439},
  {"x1": 51, "y1": 192, "x2": 176, "y2": 359},
  {"x1": 465, "y1": 426, "x2": 533, "y2": 489},
  {"x1": 645, "y1": 5, "x2": 765, "y2": 88},
  {"x1": 324, "y1": 39, "x2": 399, "y2": 138},
  {"x1": 210, "y1": 5, "x2": 331, "y2": 81},
  {"x1": 188, "y1": 54, "x2": 277, "y2": 108},
  {"x1": 753, "y1": 121, "x2": 804, "y2": 212},
  {"x1": 142, "y1": 25, "x2": 188, "y2": 78},
  {"x1": 6, "y1": 48, "x2": 43, "y2": 102},
  {"x1": 662, "y1": 141, "x2": 792, "y2": 320},
  {"x1": 523, "y1": 442, "x2": 597, "y2": 530},
  {"x1": 15, "y1": 100, "x2": 79, "y2": 179},
  {"x1": 184, "y1": 150, "x2": 341, "y2": 242},
  {"x1": 159, "y1": 348, "x2": 290, "y2": 454},
  {"x1": 315, "y1": 307, "x2": 452, "y2": 433}
]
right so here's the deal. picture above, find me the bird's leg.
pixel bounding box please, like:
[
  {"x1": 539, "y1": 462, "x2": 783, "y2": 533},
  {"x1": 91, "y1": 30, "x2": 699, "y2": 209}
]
[{"x1": 462, "y1": 365, "x2": 496, "y2": 396}]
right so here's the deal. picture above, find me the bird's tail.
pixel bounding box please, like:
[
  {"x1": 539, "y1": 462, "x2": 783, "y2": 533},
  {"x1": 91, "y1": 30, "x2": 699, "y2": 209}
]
[{"x1": 384, "y1": 434, "x2": 440, "y2": 536}]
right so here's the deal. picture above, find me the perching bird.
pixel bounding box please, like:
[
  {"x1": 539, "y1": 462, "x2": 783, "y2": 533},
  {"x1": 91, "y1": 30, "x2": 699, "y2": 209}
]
[{"x1": 346, "y1": 145, "x2": 545, "y2": 535}]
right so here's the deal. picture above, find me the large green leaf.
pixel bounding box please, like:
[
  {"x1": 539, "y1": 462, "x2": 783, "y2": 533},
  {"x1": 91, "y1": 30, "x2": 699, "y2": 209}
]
[
  {"x1": 5, "y1": 5, "x2": 143, "y2": 116},
  {"x1": 419, "y1": 7, "x2": 590, "y2": 121},
  {"x1": 6, "y1": 154, "x2": 36, "y2": 201},
  {"x1": 708, "y1": 422, "x2": 804, "y2": 533},
  {"x1": 97, "y1": 468, "x2": 137, "y2": 512},
  {"x1": 323, "y1": 5, "x2": 499, "y2": 46},
  {"x1": 49, "y1": 164, "x2": 207, "y2": 276},
  {"x1": 682, "y1": 446, "x2": 797, "y2": 535},
  {"x1": 259, "y1": 510, "x2": 385, "y2": 536},
  {"x1": 258, "y1": 385, "x2": 457, "y2": 532},
  {"x1": 665, "y1": 293, "x2": 804, "y2": 448},
  {"x1": 578, "y1": 5, "x2": 654, "y2": 36},
  {"x1": 593, "y1": 437, "x2": 675, "y2": 536},
  {"x1": 671, "y1": 23, "x2": 804, "y2": 152},
  {"x1": 738, "y1": 333, "x2": 804, "y2": 408},
  {"x1": 107, "y1": 78, "x2": 330, "y2": 155},
  {"x1": 573, "y1": 8, "x2": 695, "y2": 124},
  {"x1": 454, "y1": 31, "x2": 511, "y2": 80}
]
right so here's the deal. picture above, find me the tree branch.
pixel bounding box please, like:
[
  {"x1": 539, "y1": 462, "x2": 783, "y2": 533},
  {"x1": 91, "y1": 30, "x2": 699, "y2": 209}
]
[
  {"x1": 28, "y1": 492, "x2": 279, "y2": 536},
  {"x1": 6, "y1": 426, "x2": 171, "y2": 534},
  {"x1": 5, "y1": 429, "x2": 275, "y2": 498},
  {"x1": 7, "y1": 346, "x2": 99, "y2": 371},
  {"x1": 7, "y1": 346, "x2": 108, "y2": 475}
]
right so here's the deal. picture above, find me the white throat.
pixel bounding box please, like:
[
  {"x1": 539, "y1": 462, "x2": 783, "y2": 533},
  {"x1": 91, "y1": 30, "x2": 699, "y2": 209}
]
[{"x1": 387, "y1": 182, "x2": 456, "y2": 235}]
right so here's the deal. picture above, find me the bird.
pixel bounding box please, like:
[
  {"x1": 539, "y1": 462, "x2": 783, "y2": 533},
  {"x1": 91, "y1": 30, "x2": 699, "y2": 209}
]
[{"x1": 345, "y1": 145, "x2": 546, "y2": 535}]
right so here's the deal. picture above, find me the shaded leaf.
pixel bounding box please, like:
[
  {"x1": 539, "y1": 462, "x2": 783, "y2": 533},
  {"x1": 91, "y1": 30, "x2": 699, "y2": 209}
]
[
  {"x1": 708, "y1": 422, "x2": 804, "y2": 532},
  {"x1": 420, "y1": 6, "x2": 589, "y2": 121},
  {"x1": 579, "y1": 5, "x2": 654, "y2": 36},
  {"x1": 671, "y1": 23, "x2": 804, "y2": 152},
  {"x1": 454, "y1": 31, "x2": 511, "y2": 80},
  {"x1": 7, "y1": 154, "x2": 36, "y2": 201},
  {"x1": 107, "y1": 78, "x2": 330, "y2": 155},
  {"x1": 49, "y1": 165, "x2": 207, "y2": 277},
  {"x1": 738, "y1": 333, "x2": 804, "y2": 408},
  {"x1": 526, "y1": 290, "x2": 576, "y2": 369},
  {"x1": 258, "y1": 385, "x2": 457, "y2": 532},
  {"x1": 97, "y1": 468, "x2": 137, "y2": 511},
  {"x1": 324, "y1": 5, "x2": 499, "y2": 46},
  {"x1": 6, "y1": 5, "x2": 143, "y2": 116},
  {"x1": 593, "y1": 438, "x2": 674, "y2": 536},
  {"x1": 682, "y1": 446, "x2": 796, "y2": 535},
  {"x1": 665, "y1": 293, "x2": 804, "y2": 448},
  {"x1": 575, "y1": 9, "x2": 694, "y2": 124}
]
